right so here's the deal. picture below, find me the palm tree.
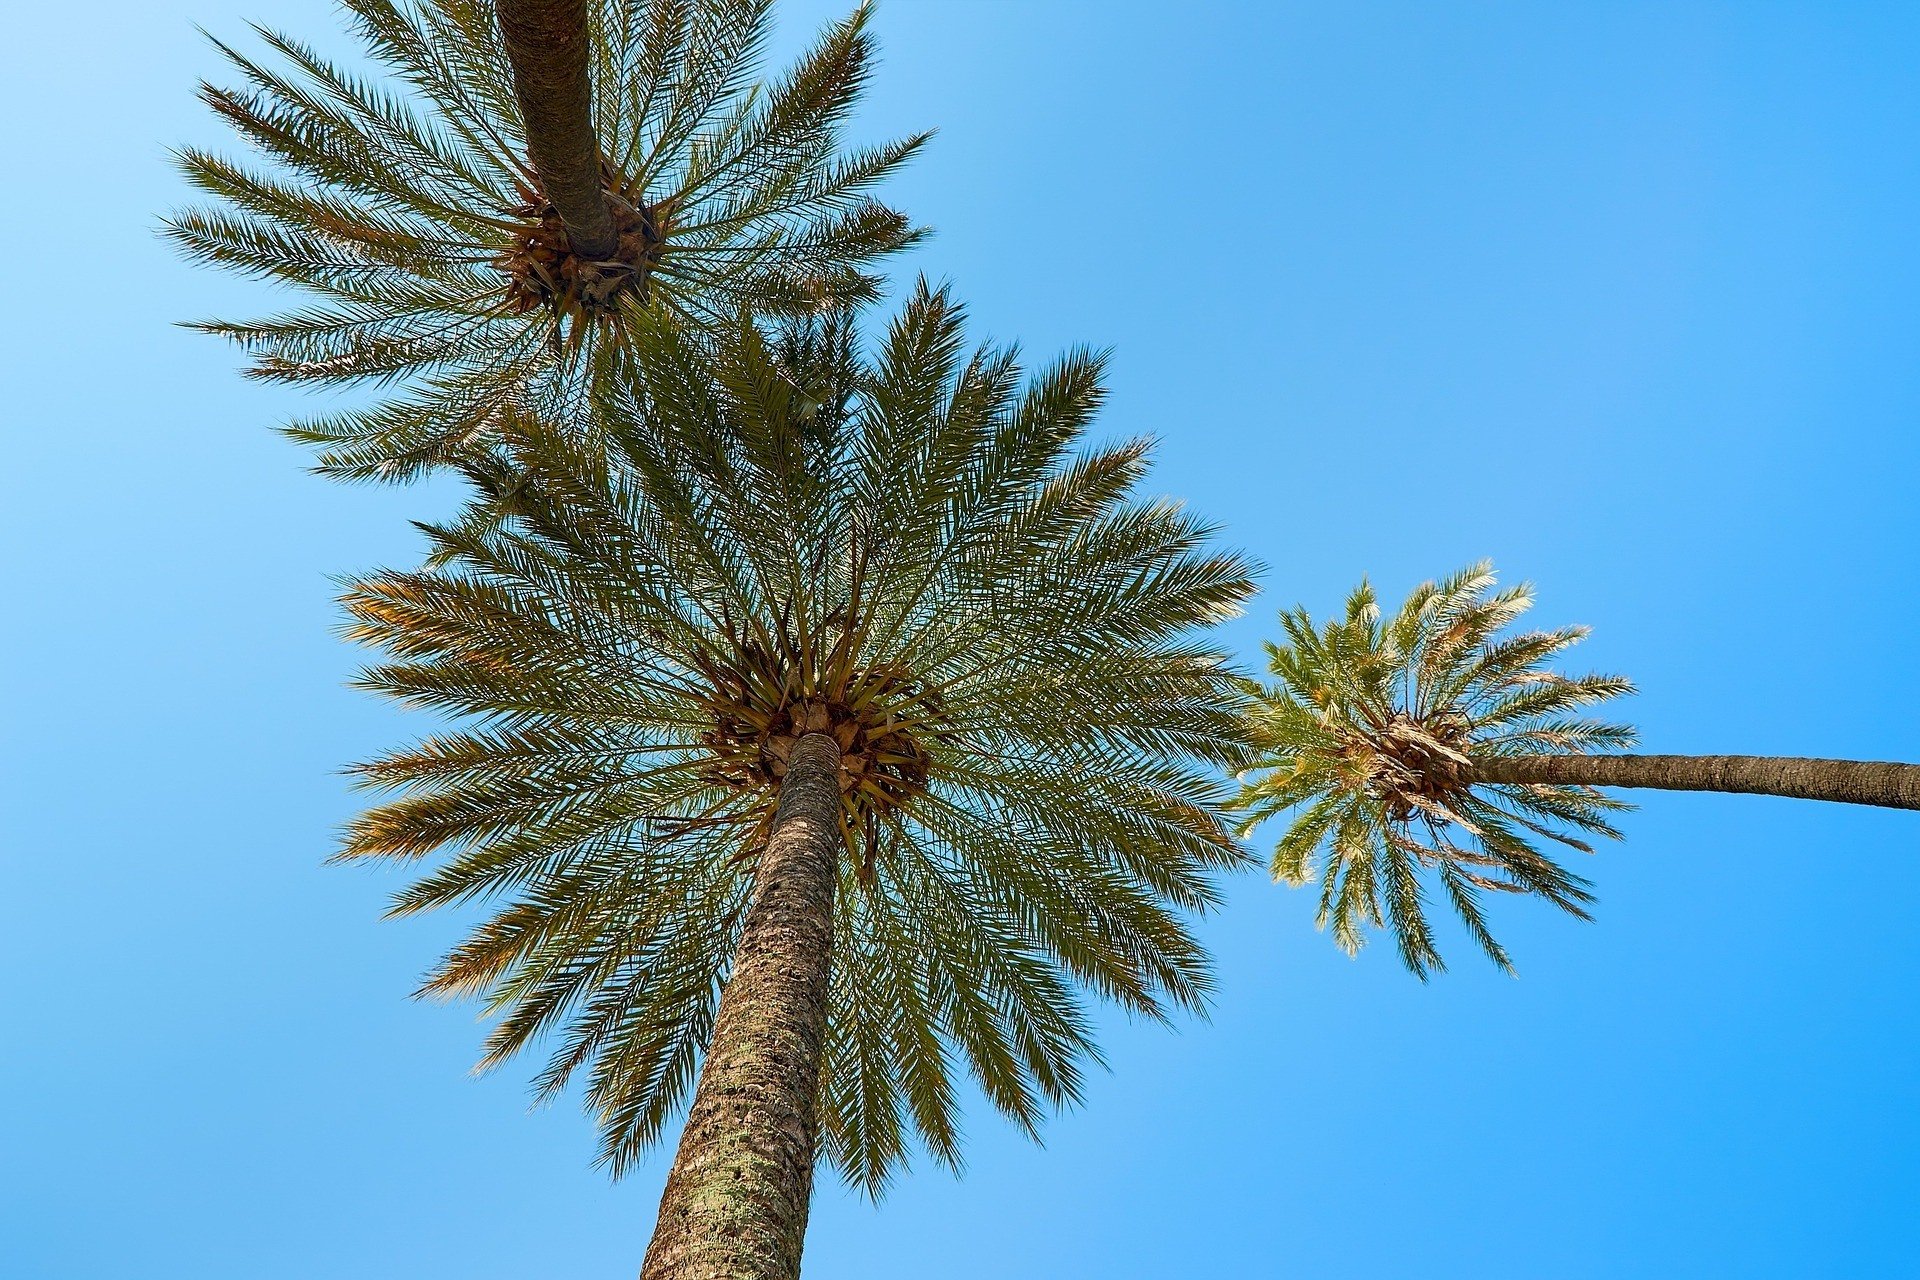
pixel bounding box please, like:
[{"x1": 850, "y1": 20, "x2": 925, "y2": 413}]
[
  {"x1": 165, "y1": 0, "x2": 927, "y2": 481},
  {"x1": 1233, "y1": 563, "x2": 1920, "y2": 977},
  {"x1": 339, "y1": 283, "x2": 1258, "y2": 1279},
  {"x1": 495, "y1": 0, "x2": 621, "y2": 261}
]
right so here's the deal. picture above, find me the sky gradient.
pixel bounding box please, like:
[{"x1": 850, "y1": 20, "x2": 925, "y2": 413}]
[{"x1": 4, "y1": 2, "x2": 1918, "y2": 1276}]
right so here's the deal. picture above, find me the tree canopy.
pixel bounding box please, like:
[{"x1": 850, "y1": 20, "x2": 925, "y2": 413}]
[
  {"x1": 340, "y1": 284, "x2": 1258, "y2": 1191},
  {"x1": 167, "y1": 0, "x2": 926, "y2": 481},
  {"x1": 1234, "y1": 564, "x2": 1637, "y2": 977}
]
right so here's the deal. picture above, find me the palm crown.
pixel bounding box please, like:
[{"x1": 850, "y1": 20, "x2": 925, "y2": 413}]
[
  {"x1": 1233, "y1": 564, "x2": 1638, "y2": 977},
  {"x1": 339, "y1": 283, "x2": 1257, "y2": 1190},
  {"x1": 166, "y1": 0, "x2": 925, "y2": 481}
]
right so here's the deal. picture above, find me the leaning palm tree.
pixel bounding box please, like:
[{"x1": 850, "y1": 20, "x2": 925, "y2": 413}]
[
  {"x1": 165, "y1": 0, "x2": 926, "y2": 480},
  {"x1": 340, "y1": 284, "x2": 1256, "y2": 1280},
  {"x1": 1234, "y1": 563, "x2": 1920, "y2": 977}
]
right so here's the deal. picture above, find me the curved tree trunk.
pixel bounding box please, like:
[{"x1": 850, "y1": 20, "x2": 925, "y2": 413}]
[
  {"x1": 1477, "y1": 753, "x2": 1920, "y2": 811},
  {"x1": 495, "y1": 0, "x2": 618, "y2": 259},
  {"x1": 640, "y1": 732, "x2": 843, "y2": 1280}
]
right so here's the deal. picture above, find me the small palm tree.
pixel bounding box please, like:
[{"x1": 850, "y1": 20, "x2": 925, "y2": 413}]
[
  {"x1": 340, "y1": 284, "x2": 1256, "y2": 1279},
  {"x1": 1235, "y1": 563, "x2": 1920, "y2": 977},
  {"x1": 166, "y1": 0, "x2": 926, "y2": 480}
]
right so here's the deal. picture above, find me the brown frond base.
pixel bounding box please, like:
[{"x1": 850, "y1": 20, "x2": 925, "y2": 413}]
[
  {"x1": 701, "y1": 677, "x2": 939, "y2": 813},
  {"x1": 691, "y1": 628, "x2": 946, "y2": 879},
  {"x1": 494, "y1": 170, "x2": 667, "y2": 323},
  {"x1": 1345, "y1": 711, "x2": 1475, "y2": 824}
]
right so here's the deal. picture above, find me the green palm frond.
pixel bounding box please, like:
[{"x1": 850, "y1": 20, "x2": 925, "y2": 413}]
[
  {"x1": 1233, "y1": 563, "x2": 1638, "y2": 977},
  {"x1": 167, "y1": 0, "x2": 927, "y2": 480},
  {"x1": 340, "y1": 281, "x2": 1258, "y2": 1193}
]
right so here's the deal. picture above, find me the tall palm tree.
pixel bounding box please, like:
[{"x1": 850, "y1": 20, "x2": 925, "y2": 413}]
[
  {"x1": 495, "y1": 0, "x2": 621, "y2": 261},
  {"x1": 1233, "y1": 563, "x2": 1920, "y2": 977},
  {"x1": 165, "y1": 0, "x2": 927, "y2": 481},
  {"x1": 339, "y1": 284, "x2": 1257, "y2": 1279}
]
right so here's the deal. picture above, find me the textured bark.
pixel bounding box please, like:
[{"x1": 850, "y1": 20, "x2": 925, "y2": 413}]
[
  {"x1": 1477, "y1": 753, "x2": 1920, "y2": 811},
  {"x1": 640, "y1": 733, "x2": 843, "y2": 1280},
  {"x1": 495, "y1": 0, "x2": 618, "y2": 259}
]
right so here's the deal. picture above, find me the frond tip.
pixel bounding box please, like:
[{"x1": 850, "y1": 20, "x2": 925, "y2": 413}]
[{"x1": 1231, "y1": 563, "x2": 1639, "y2": 977}]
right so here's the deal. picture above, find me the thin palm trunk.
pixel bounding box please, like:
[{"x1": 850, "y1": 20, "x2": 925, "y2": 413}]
[
  {"x1": 1478, "y1": 753, "x2": 1920, "y2": 811},
  {"x1": 640, "y1": 732, "x2": 843, "y2": 1280},
  {"x1": 495, "y1": 0, "x2": 618, "y2": 258}
]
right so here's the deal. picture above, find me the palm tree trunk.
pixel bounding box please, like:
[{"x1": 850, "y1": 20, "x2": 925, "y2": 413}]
[
  {"x1": 640, "y1": 732, "x2": 843, "y2": 1280},
  {"x1": 1477, "y1": 753, "x2": 1920, "y2": 811},
  {"x1": 495, "y1": 0, "x2": 618, "y2": 259}
]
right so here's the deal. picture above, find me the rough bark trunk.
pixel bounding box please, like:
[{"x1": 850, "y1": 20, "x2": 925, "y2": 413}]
[
  {"x1": 495, "y1": 0, "x2": 618, "y2": 259},
  {"x1": 639, "y1": 733, "x2": 843, "y2": 1280},
  {"x1": 1477, "y1": 753, "x2": 1920, "y2": 811}
]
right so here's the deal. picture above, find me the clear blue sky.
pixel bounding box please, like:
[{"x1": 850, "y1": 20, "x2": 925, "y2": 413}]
[{"x1": 4, "y1": 2, "x2": 1918, "y2": 1276}]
